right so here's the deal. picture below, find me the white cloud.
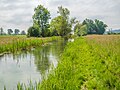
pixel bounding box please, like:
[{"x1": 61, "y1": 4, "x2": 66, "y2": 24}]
[
  {"x1": 0, "y1": 0, "x2": 120, "y2": 32},
  {"x1": 0, "y1": 0, "x2": 40, "y2": 31}
]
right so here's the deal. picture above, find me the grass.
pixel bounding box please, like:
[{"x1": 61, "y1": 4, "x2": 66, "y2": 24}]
[
  {"x1": 3, "y1": 35, "x2": 120, "y2": 89},
  {"x1": 0, "y1": 35, "x2": 60, "y2": 55},
  {"x1": 39, "y1": 35, "x2": 120, "y2": 90}
]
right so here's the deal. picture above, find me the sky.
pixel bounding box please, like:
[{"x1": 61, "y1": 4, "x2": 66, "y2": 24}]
[{"x1": 0, "y1": 0, "x2": 120, "y2": 32}]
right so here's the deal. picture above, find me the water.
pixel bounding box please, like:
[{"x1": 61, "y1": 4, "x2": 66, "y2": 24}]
[{"x1": 0, "y1": 40, "x2": 65, "y2": 90}]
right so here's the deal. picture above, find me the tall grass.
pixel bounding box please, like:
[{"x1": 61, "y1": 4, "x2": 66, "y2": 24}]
[{"x1": 0, "y1": 36, "x2": 60, "y2": 55}]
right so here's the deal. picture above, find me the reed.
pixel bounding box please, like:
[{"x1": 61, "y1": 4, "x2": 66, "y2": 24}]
[{"x1": 0, "y1": 36, "x2": 60, "y2": 55}]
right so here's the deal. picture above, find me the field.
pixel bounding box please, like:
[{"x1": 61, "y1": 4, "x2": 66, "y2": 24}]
[
  {"x1": 37, "y1": 35, "x2": 120, "y2": 90},
  {"x1": 0, "y1": 35, "x2": 60, "y2": 55}
]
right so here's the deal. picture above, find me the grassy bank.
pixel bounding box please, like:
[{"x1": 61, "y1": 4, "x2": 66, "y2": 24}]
[
  {"x1": 38, "y1": 35, "x2": 120, "y2": 90},
  {"x1": 0, "y1": 35, "x2": 60, "y2": 55}
]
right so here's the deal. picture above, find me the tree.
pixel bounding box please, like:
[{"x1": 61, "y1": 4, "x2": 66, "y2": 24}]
[
  {"x1": 27, "y1": 26, "x2": 40, "y2": 37},
  {"x1": 14, "y1": 29, "x2": 20, "y2": 35},
  {"x1": 50, "y1": 6, "x2": 74, "y2": 37},
  {"x1": 94, "y1": 19, "x2": 107, "y2": 34},
  {"x1": 79, "y1": 25, "x2": 88, "y2": 36},
  {"x1": 57, "y1": 6, "x2": 70, "y2": 20},
  {"x1": 70, "y1": 17, "x2": 77, "y2": 33},
  {"x1": 50, "y1": 29, "x2": 58, "y2": 36},
  {"x1": 32, "y1": 5, "x2": 51, "y2": 37},
  {"x1": 50, "y1": 16, "x2": 71, "y2": 36},
  {"x1": 82, "y1": 19, "x2": 107, "y2": 34},
  {"x1": 7, "y1": 29, "x2": 13, "y2": 35},
  {"x1": 21, "y1": 30, "x2": 26, "y2": 35},
  {"x1": 82, "y1": 19, "x2": 96, "y2": 34},
  {"x1": 74, "y1": 22, "x2": 87, "y2": 36},
  {"x1": 70, "y1": 17, "x2": 77, "y2": 26},
  {"x1": 0, "y1": 27, "x2": 4, "y2": 35}
]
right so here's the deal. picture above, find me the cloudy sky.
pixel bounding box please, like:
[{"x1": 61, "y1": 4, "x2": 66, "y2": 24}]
[{"x1": 0, "y1": 0, "x2": 120, "y2": 32}]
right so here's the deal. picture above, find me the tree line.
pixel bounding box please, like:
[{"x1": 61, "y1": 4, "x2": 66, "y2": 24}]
[
  {"x1": 27, "y1": 5, "x2": 107, "y2": 37},
  {"x1": 0, "y1": 28, "x2": 26, "y2": 35},
  {"x1": 1, "y1": 5, "x2": 107, "y2": 37},
  {"x1": 27, "y1": 5, "x2": 77, "y2": 37}
]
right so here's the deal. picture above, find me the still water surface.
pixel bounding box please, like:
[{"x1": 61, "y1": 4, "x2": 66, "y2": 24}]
[{"x1": 0, "y1": 40, "x2": 65, "y2": 90}]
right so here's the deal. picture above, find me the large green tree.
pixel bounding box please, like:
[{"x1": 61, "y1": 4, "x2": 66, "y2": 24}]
[
  {"x1": 82, "y1": 19, "x2": 96, "y2": 34},
  {"x1": 50, "y1": 16, "x2": 70, "y2": 36},
  {"x1": 32, "y1": 5, "x2": 51, "y2": 37},
  {"x1": 50, "y1": 6, "x2": 75, "y2": 37},
  {"x1": 94, "y1": 19, "x2": 107, "y2": 34},
  {"x1": 27, "y1": 26, "x2": 40, "y2": 37},
  {"x1": 82, "y1": 19, "x2": 107, "y2": 34}
]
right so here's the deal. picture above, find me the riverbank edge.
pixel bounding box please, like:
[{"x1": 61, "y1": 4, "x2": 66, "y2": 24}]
[{"x1": 0, "y1": 36, "x2": 61, "y2": 57}]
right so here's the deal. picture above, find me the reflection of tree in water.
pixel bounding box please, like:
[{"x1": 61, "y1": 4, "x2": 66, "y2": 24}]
[
  {"x1": 51, "y1": 40, "x2": 66, "y2": 57},
  {"x1": 12, "y1": 51, "x2": 29, "y2": 65},
  {"x1": 33, "y1": 40, "x2": 66, "y2": 76},
  {"x1": 33, "y1": 45, "x2": 50, "y2": 75}
]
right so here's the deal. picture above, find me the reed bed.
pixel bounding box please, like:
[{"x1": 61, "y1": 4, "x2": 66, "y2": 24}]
[{"x1": 0, "y1": 36, "x2": 60, "y2": 55}]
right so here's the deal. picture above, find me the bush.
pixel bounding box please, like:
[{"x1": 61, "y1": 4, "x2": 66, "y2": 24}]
[{"x1": 27, "y1": 26, "x2": 40, "y2": 37}]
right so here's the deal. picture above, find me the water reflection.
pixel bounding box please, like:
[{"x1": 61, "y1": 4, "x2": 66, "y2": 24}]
[
  {"x1": 0, "y1": 40, "x2": 66, "y2": 90},
  {"x1": 33, "y1": 45, "x2": 50, "y2": 75}
]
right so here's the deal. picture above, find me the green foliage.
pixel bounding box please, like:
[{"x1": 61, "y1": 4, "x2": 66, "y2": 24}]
[
  {"x1": 27, "y1": 26, "x2": 40, "y2": 37},
  {"x1": 50, "y1": 6, "x2": 76, "y2": 37},
  {"x1": 82, "y1": 19, "x2": 95, "y2": 34},
  {"x1": 50, "y1": 16, "x2": 71, "y2": 36},
  {"x1": 0, "y1": 36, "x2": 60, "y2": 54},
  {"x1": 14, "y1": 29, "x2": 20, "y2": 35},
  {"x1": 57, "y1": 6, "x2": 70, "y2": 20},
  {"x1": 32, "y1": 5, "x2": 51, "y2": 37},
  {"x1": 7, "y1": 29, "x2": 13, "y2": 35},
  {"x1": 20, "y1": 30, "x2": 26, "y2": 35},
  {"x1": 74, "y1": 19, "x2": 107, "y2": 36},
  {"x1": 82, "y1": 19, "x2": 107, "y2": 34},
  {"x1": 74, "y1": 22, "x2": 87, "y2": 36},
  {"x1": 94, "y1": 19, "x2": 107, "y2": 34},
  {"x1": 79, "y1": 25, "x2": 88, "y2": 36},
  {"x1": 0, "y1": 27, "x2": 4, "y2": 35},
  {"x1": 70, "y1": 17, "x2": 77, "y2": 27}
]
